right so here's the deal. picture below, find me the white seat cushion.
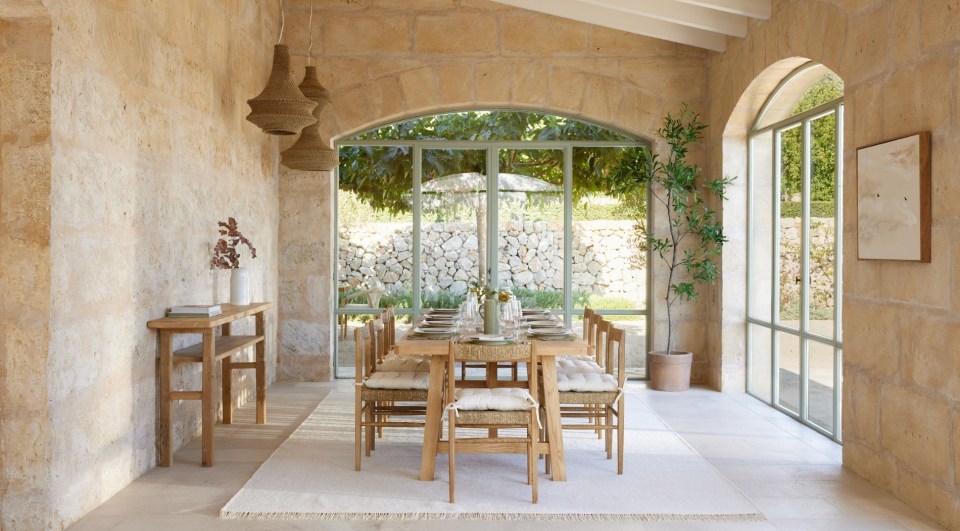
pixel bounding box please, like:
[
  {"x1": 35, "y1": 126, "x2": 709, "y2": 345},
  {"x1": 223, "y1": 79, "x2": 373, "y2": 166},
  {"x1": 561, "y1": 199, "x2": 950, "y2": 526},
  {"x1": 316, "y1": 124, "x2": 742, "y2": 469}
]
[
  {"x1": 557, "y1": 358, "x2": 603, "y2": 374},
  {"x1": 454, "y1": 388, "x2": 536, "y2": 411},
  {"x1": 556, "y1": 372, "x2": 618, "y2": 392},
  {"x1": 364, "y1": 371, "x2": 430, "y2": 390},
  {"x1": 378, "y1": 357, "x2": 430, "y2": 372}
]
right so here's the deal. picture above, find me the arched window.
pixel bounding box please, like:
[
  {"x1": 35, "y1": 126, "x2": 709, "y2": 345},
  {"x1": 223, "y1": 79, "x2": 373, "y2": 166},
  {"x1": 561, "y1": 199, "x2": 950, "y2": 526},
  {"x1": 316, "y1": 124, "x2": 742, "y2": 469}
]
[
  {"x1": 334, "y1": 110, "x2": 649, "y2": 380},
  {"x1": 747, "y1": 63, "x2": 844, "y2": 440}
]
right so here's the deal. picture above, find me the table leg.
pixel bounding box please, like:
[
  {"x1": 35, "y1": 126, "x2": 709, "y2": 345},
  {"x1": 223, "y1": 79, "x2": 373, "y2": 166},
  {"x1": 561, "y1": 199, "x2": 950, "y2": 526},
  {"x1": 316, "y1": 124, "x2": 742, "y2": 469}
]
[
  {"x1": 158, "y1": 331, "x2": 173, "y2": 467},
  {"x1": 221, "y1": 323, "x2": 233, "y2": 424},
  {"x1": 201, "y1": 331, "x2": 216, "y2": 467},
  {"x1": 540, "y1": 356, "x2": 566, "y2": 481},
  {"x1": 255, "y1": 311, "x2": 266, "y2": 424},
  {"x1": 419, "y1": 355, "x2": 447, "y2": 481}
]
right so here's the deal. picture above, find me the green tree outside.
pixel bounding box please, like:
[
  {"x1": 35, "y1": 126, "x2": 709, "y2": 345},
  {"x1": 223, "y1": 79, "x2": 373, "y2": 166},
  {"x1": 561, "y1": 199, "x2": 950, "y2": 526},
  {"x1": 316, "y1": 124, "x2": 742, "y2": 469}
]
[{"x1": 779, "y1": 73, "x2": 843, "y2": 208}]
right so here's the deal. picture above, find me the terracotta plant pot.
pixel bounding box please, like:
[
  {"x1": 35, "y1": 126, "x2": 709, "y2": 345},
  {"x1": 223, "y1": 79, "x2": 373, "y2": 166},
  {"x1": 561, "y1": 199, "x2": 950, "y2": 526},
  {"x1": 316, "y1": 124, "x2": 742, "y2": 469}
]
[{"x1": 648, "y1": 351, "x2": 692, "y2": 392}]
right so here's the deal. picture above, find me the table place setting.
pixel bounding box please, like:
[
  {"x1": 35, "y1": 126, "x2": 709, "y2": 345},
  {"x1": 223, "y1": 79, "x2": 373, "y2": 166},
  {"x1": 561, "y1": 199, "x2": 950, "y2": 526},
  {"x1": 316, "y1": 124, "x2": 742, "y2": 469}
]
[{"x1": 527, "y1": 327, "x2": 578, "y2": 341}]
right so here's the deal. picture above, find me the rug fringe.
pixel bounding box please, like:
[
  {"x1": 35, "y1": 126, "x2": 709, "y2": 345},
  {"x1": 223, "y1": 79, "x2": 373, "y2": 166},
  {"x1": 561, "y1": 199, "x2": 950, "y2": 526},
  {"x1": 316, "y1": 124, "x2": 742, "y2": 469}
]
[{"x1": 220, "y1": 510, "x2": 766, "y2": 522}]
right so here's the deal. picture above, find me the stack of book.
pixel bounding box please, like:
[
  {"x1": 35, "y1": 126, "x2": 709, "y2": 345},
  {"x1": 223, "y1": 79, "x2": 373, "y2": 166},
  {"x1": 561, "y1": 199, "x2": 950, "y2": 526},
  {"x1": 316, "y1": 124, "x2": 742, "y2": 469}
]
[{"x1": 166, "y1": 304, "x2": 222, "y2": 318}]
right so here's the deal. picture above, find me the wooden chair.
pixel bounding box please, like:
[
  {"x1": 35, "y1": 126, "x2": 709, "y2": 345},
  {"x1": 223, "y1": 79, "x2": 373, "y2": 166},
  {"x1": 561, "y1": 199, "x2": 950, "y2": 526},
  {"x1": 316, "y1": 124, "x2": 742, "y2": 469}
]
[
  {"x1": 353, "y1": 325, "x2": 428, "y2": 471},
  {"x1": 443, "y1": 341, "x2": 539, "y2": 503},
  {"x1": 552, "y1": 324, "x2": 626, "y2": 474}
]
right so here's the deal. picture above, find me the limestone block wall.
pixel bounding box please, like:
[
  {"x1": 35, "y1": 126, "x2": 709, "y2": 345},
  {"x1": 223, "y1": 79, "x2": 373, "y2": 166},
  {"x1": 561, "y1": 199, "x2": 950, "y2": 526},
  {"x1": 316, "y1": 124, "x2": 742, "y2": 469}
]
[
  {"x1": 338, "y1": 220, "x2": 645, "y2": 300},
  {"x1": 707, "y1": 1, "x2": 960, "y2": 527},
  {"x1": 0, "y1": 2, "x2": 282, "y2": 529},
  {"x1": 0, "y1": 12, "x2": 52, "y2": 527},
  {"x1": 278, "y1": 0, "x2": 710, "y2": 382}
]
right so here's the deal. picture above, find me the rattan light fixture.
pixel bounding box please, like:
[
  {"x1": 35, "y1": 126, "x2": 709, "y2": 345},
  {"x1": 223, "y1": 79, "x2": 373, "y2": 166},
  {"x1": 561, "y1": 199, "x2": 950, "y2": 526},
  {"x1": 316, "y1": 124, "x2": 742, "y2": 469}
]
[
  {"x1": 281, "y1": 66, "x2": 338, "y2": 170},
  {"x1": 281, "y1": 3, "x2": 338, "y2": 171},
  {"x1": 246, "y1": 0, "x2": 317, "y2": 136}
]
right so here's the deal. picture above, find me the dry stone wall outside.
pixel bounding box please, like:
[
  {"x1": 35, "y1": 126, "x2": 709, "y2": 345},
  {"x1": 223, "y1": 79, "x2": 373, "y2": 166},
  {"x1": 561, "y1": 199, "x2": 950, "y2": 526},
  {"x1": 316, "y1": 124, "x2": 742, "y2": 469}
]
[{"x1": 339, "y1": 220, "x2": 645, "y2": 301}]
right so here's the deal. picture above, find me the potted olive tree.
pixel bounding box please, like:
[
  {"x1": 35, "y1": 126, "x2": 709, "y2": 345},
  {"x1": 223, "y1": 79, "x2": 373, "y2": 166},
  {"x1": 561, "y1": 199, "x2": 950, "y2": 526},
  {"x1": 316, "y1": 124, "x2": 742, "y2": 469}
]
[{"x1": 607, "y1": 105, "x2": 733, "y2": 391}]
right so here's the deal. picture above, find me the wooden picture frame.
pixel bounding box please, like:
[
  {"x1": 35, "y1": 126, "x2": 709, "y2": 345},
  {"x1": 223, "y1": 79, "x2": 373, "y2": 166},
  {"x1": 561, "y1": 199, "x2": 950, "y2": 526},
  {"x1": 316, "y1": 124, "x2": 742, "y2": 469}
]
[{"x1": 856, "y1": 131, "x2": 931, "y2": 262}]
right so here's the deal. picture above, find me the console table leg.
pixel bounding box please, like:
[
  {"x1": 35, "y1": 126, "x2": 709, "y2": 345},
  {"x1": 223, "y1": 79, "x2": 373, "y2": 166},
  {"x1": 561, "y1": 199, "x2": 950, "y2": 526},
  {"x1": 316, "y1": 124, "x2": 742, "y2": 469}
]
[
  {"x1": 201, "y1": 332, "x2": 216, "y2": 467},
  {"x1": 158, "y1": 331, "x2": 173, "y2": 467},
  {"x1": 256, "y1": 312, "x2": 266, "y2": 424}
]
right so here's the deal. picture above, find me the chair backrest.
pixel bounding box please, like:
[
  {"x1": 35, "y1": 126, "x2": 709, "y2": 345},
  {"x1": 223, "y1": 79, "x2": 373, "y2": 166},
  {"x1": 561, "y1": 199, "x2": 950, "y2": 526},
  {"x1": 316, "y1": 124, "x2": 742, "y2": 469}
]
[
  {"x1": 582, "y1": 307, "x2": 594, "y2": 339},
  {"x1": 449, "y1": 341, "x2": 537, "y2": 399},
  {"x1": 365, "y1": 318, "x2": 388, "y2": 367},
  {"x1": 381, "y1": 307, "x2": 395, "y2": 350},
  {"x1": 593, "y1": 317, "x2": 611, "y2": 368},
  {"x1": 605, "y1": 325, "x2": 627, "y2": 385},
  {"x1": 354, "y1": 326, "x2": 373, "y2": 382}
]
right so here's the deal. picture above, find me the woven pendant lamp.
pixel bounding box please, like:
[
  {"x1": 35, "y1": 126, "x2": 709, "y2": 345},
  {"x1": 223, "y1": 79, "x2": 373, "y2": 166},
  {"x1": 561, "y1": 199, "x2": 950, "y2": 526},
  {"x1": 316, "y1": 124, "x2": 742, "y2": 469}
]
[
  {"x1": 281, "y1": 65, "x2": 338, "y2": 171},
  {"x1": 246, "y1": 44, "x2": 317, "y2": 135}
]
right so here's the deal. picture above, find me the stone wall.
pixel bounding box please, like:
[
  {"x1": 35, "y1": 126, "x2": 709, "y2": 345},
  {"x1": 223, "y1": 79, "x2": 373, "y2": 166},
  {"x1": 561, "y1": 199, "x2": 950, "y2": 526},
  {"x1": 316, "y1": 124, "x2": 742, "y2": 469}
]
[
  {"x1": 0, "y1": 10, "x2": 52, "y2": 527},
  {"x1": 339, "y1": 220, "x2": 644, "y2": 301},
  {"x1": 0, "y1": 2, "x2": 282, "y2": 529},
  {"x1": 708, "y1": 1, "x2": 960, "y2": 527},
  {"x1": 278, "y1": 0, "x2": 710, "y2": 382},
  {"x1": 779, "y1": 217, "x2": 836, "y2": 313}
]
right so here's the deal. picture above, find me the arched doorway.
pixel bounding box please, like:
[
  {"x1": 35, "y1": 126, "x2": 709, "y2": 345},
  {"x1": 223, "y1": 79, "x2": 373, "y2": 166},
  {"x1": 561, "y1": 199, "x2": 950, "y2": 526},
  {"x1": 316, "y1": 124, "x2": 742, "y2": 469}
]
[
  {"x1": 745, "y1": 62, "x2": 844, "y2": 441},
  {"x1": 333, "y1": 110, "x2": 650, "y2": 379}
]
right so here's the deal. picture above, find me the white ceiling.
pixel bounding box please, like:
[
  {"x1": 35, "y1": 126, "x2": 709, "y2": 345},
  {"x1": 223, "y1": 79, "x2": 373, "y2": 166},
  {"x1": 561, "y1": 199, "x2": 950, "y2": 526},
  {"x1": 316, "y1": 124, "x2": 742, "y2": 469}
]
[{"x1": 489, "y1": 0, "x2": 771, "y2": 52}]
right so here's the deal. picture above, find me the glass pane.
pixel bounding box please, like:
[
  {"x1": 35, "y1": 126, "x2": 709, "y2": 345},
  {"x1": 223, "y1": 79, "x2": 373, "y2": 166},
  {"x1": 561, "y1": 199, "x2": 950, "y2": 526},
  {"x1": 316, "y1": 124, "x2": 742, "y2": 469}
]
[
  {"x1": 755, "y1": 65, "x2": 843, "y2": 130},
  {"x1": 749, "y1": 131, "x2": 774, "y2": 321},
  {"x1": 421, "y1": 148, "x2": 486, "y2": 309},
  {"x1": 748, "y1": 324, "x2": 773, "y2": 402},
  {"x1": 497, "y1": 149, "x2": 564, "y2": 309},
  {"x1": 808, "y1": 111, "x2": 837, "y2": 339},
  {"x1": 807, "y1": 340, "x2": 835, "y2": 432},
  {"x1": 570, "y1": 147, "x2": 647, "y2": 313},
  {"x1": 336, "y1": 145, "x2": 414, "y2": 378},
  {"x1": 777, "y1": 125, "x2": 802, "y2": 327},
  {"x1": 776, "y1": 331, "x2": 801, "y2": 414}
]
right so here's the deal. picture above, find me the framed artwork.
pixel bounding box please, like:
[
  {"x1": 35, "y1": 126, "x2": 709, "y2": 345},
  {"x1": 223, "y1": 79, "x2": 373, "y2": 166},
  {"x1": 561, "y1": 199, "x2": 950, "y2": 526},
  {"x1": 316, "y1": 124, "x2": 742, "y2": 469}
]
[{"x1": 856, "y1": 131, "x2": 931, "y2": 262}]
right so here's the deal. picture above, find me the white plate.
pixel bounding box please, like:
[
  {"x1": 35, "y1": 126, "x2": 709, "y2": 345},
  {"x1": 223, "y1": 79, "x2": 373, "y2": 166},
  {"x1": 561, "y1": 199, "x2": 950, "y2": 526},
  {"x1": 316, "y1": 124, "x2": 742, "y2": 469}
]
[
  {"x1": 530, "y1": 328, "x2": 571, "y2": 335},
  {"x1": 414, "y1": 327, "x2": 455, "y2": 334}
]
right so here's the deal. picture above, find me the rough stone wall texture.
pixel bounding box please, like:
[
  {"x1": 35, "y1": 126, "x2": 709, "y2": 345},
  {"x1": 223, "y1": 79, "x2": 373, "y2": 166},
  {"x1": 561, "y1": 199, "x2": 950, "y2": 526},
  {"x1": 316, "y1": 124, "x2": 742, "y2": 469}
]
[
  {"x1": 277, "y1": 0, "x2": 710, "y2": 382},
  {"x1": 707, "y1": 1, "x2": 960, "y2": 528},
  {"x1": 0, "y1": 2, "x2": 281, "y2": 529},
  {"x1": 338, "y1": 220, "x2": 645, "y2": 300},
  {"x1": 0, "y1": 12, "x2": 53, "y2": 528}
]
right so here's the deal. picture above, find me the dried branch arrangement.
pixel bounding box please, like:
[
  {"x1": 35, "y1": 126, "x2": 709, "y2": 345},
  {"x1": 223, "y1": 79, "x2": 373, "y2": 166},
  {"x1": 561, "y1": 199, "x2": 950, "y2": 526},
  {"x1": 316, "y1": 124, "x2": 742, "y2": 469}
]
[{"x1": 210, "y1": 217, "x2": 257, "y2": 270}]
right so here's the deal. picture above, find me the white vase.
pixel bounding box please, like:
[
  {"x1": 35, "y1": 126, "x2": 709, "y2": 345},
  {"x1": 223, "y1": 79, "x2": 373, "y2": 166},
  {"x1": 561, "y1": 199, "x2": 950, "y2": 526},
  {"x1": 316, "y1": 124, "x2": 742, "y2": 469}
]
[{"x1": 230, "y1": 267, "x2": 250, "y2": 306}]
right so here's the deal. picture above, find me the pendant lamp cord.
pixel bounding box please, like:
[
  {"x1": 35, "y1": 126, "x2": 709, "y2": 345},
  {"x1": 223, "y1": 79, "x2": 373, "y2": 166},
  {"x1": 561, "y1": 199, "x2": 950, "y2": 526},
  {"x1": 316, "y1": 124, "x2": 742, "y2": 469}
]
[
  {"x1": 277, "y1": 0, "x2": 285, "y2": 45},
  {"x1": 306, "y1": 2, "x2": 315, "y2": 65}
]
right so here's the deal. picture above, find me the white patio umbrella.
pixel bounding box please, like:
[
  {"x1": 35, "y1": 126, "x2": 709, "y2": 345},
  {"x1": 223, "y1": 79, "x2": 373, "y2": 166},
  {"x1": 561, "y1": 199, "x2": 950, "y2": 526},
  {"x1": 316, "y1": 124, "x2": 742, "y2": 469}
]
[{"x1": 420, "y1": 172, "x2": 561, "y2": 288}]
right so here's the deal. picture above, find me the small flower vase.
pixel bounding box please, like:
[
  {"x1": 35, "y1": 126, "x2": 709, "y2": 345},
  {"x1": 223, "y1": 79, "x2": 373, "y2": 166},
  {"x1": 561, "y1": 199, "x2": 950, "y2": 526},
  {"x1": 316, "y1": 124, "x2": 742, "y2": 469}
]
[
  {"x1": 230, "y1": 267, "x2": 250, "y2": 305},
  {"x1": 483, "y1": 297, "x2": 499, "y2": 334}
]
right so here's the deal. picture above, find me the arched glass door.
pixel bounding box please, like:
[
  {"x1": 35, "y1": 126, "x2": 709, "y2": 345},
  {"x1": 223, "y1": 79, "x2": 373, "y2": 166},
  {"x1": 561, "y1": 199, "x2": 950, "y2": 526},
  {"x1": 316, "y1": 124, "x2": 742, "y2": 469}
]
[{"x1": 747, "y1": 63, "x2": 844, "y2": 440}]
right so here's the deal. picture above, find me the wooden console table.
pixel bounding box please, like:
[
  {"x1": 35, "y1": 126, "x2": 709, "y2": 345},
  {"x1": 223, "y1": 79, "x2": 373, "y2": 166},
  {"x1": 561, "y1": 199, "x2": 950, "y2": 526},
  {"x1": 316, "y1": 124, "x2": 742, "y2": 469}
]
[{"x1": 147, "y1": 302, "x2": 272, "y2": 467}]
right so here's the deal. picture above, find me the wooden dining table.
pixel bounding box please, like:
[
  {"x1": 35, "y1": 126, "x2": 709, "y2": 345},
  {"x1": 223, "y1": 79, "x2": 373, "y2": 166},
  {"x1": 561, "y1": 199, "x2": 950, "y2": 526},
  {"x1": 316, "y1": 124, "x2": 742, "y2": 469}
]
[{"x1": 393, "y1": 325, "x2": 589, "y2": 482}]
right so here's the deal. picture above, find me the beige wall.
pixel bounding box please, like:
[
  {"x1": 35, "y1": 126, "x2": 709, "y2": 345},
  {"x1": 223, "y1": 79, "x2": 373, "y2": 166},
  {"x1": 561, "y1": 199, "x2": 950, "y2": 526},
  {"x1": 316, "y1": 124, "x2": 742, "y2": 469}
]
[
  {"x1": 276, "y1": 0, "x2": 714, "y2": 383},
  {"x1": 1, "y1": 1, "x2": 282, "y2": 528},
  {"x1": 707, "y1": 1, "x2": 960, "y2": 528},
  {"x1": 0, "y1": 9, "x2": 53, "y2": 526}
]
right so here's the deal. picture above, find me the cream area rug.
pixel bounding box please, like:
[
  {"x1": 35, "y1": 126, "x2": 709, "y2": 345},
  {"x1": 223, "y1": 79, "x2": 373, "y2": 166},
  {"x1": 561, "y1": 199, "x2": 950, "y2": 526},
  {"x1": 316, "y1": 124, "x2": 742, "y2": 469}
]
[{"x1": 221, "y1": 389, "x2": 764, "y2": 522}]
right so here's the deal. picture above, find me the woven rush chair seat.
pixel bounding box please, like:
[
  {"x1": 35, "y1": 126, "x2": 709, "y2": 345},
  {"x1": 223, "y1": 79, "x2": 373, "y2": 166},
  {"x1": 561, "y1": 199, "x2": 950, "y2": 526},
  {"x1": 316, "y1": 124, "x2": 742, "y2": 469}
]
[{"x1": 443, "y1": 340, "x2": 540, "y2": 504}]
